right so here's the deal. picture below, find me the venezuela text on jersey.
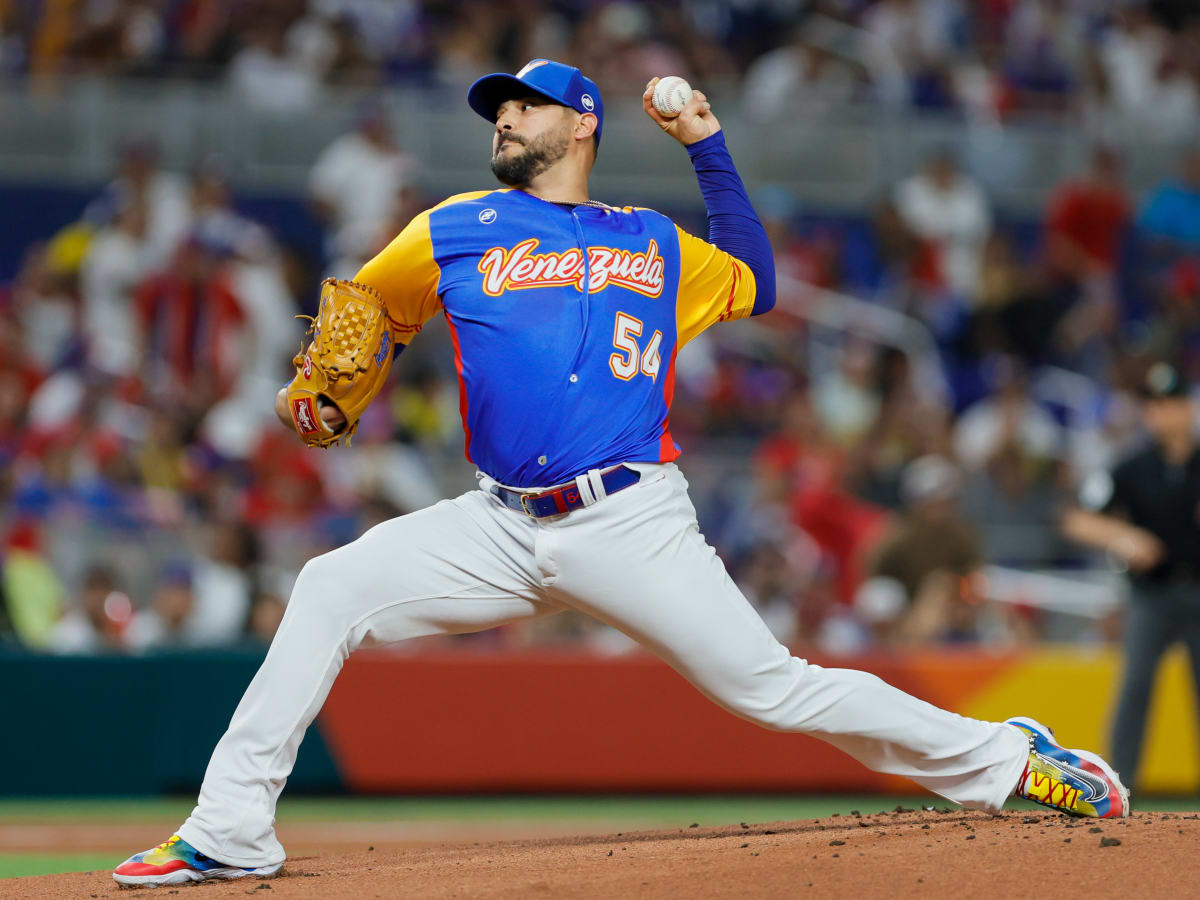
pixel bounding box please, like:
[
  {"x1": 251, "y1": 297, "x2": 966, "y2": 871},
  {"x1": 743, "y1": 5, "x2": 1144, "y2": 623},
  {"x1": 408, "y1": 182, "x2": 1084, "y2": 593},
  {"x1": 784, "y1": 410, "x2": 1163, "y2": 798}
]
[{"x1": 478, "y1": 238, "x2": 666, "y2": 298}]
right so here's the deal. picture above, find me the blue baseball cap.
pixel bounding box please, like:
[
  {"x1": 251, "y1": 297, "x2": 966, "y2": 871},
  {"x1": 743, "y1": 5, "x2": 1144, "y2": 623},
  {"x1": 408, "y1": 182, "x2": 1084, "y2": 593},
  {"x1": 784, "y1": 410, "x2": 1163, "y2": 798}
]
[{"x1": 468, "y1": 59, "x2": 603, "y2": 147}]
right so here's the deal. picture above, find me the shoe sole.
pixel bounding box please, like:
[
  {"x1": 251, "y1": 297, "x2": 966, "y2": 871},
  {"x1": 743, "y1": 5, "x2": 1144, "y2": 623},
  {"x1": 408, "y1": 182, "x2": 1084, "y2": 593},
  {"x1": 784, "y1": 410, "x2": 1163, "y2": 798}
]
[
  {"x1": 1009, "y1": 716, "x2": 1131, "y2": 818},
  {"x1": 113, "y1": 863, "x2": 282, "y2": 887}
]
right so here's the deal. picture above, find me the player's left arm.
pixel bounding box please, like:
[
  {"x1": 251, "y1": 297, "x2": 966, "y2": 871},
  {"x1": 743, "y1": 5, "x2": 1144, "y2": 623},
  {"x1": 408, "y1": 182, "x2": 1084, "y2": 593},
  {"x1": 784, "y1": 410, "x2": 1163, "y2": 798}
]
[
  {"x1": 643, "y1": 77, "x2": 776, "y2": 320},
  {"x1": 278, "y1": 209, "x2": 444, "y2": 443}
]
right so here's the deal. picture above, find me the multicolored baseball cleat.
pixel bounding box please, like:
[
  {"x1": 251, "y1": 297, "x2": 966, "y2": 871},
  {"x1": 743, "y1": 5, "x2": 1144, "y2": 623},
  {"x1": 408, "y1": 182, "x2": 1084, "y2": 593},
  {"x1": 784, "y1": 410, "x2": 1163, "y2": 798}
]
[
  {"x1": 112, "y1": 834, "x2": 282, "y2": 887},
  {"x1": 1007, "y1": 716, "x2": 1129, "y2": 818}
]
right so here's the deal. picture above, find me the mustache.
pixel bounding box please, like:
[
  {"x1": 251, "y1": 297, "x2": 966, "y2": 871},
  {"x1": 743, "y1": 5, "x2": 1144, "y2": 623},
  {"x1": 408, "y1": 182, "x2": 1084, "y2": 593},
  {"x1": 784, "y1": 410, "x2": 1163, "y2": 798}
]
[{"x1": 494, "y1": 134, "x2": 527, "y2": 153}]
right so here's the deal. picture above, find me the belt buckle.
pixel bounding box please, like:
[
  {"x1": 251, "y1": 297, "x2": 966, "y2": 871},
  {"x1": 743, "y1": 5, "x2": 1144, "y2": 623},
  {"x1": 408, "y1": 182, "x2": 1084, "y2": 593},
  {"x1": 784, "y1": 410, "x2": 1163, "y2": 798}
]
[{"x1": 519, "y1": 492, "x2": 537, "y2": 518}]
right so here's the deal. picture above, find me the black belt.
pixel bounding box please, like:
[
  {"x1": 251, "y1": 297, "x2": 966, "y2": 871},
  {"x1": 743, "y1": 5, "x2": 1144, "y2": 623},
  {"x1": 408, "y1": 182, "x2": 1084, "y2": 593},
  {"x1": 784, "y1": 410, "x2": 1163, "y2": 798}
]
[{"x1": 490, "y1": 466, "x2": 641, "y2": 518}]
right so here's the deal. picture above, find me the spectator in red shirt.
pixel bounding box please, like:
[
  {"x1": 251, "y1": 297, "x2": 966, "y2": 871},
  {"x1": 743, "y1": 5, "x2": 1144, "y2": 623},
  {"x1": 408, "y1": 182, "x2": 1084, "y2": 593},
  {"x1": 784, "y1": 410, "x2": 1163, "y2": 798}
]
[
  {"x1": 136, "y1": 236, "x2": 246, "y2": 412},
  {"x1": 1042, "y1": 146, "x2": 1131, "y2": 373},
  {"x1": 1045, "y1": 145, "x2": 1131, "y2": 283},
  {"x1": 755, "y1": 395, "x2": 889, "y2": 606}
]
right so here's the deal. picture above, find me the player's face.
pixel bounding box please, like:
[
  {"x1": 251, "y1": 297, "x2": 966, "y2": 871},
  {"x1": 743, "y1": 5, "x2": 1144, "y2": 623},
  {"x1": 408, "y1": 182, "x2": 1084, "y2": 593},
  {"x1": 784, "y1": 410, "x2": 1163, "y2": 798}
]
[{"x1": 490, "y1": 96, "x2": 574, "y2": 187}]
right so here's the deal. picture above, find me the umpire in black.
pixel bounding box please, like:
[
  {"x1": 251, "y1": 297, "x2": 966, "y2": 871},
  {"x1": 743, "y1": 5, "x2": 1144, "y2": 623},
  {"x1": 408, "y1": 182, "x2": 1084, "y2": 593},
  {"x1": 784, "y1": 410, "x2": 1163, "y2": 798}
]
[{"x1": 1063, "y1": 361, "x2": 1200, "y2": 788}]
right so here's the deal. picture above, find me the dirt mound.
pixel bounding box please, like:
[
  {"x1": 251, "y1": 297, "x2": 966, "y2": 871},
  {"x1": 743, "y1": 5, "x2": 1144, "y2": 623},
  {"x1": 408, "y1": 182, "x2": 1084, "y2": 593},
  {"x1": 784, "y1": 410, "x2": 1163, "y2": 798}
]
[{"x1": 7, "y1": 808, "x2": 1197, "y2": 899}]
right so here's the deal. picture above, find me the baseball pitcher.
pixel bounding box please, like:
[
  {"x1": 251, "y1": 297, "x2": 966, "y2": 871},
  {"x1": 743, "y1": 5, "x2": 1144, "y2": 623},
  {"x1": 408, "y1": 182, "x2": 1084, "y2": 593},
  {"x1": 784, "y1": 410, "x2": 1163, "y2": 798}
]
[{"x1": 114, "y1": 60, "x2": 1128, "y2": 887}]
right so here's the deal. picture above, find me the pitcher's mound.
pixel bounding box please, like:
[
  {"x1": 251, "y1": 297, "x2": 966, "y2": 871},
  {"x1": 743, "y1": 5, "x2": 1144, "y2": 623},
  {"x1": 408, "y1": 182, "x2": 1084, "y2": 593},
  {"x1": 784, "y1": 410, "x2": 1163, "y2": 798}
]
[{"x1": 9, "y1": 808, "x2": 1197, "y2": 899}]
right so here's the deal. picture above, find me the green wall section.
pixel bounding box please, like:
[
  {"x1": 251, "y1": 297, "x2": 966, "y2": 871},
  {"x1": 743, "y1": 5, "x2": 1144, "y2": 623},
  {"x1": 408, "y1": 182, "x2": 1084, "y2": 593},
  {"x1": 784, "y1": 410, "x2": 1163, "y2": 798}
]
[{"x1": 1, "y1": 650, "x2": 343, "y2": 795}]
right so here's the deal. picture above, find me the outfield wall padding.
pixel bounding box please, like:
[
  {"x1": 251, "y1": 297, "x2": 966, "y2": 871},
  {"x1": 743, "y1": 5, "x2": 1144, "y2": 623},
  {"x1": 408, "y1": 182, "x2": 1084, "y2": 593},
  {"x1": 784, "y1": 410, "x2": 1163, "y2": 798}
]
[
  {"x1": 3, "y1": 651, "x2": 342, "y2": 795},
  {"x1": 4, "y1": 647, "x2": 1195, "y2": 795}
]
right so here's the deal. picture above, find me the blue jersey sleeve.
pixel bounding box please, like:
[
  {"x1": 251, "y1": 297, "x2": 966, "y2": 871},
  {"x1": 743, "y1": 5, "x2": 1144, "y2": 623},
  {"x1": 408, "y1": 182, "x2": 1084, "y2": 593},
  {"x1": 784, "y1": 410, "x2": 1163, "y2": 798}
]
[{"x1": 686, "y1": 131, "x2": 776, "y2": 316}]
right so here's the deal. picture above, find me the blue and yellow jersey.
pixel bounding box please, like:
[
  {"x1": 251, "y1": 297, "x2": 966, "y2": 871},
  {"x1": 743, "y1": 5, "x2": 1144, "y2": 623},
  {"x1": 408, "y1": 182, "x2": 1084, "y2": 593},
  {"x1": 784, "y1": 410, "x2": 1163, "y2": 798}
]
[{"x1": 355, "y1": 188, "x2": 756, "y2": 488}]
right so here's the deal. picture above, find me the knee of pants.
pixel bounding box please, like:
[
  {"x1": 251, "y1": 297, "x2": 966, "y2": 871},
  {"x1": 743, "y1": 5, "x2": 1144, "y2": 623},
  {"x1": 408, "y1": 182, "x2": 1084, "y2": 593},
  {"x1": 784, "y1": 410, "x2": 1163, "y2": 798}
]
[
  {"x1": 289, "y1": 550, "x2": 415, "y2": 651},
  {"x1": 288, "y1": 553, "x2": 354, "y2": 629},
  {"x1": 737, "y1": 703, "x2": 795, "y2": 732},
  {"x1": 715, "y1": 656, "x2": 811, "y2": 732}
]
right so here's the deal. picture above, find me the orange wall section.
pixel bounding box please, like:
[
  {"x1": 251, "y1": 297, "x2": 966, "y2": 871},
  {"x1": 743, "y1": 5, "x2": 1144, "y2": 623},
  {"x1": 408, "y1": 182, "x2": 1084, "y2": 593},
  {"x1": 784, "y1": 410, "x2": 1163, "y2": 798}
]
[{"x1": 317, "y1": 648, "x2": 1195, "y2": 794}]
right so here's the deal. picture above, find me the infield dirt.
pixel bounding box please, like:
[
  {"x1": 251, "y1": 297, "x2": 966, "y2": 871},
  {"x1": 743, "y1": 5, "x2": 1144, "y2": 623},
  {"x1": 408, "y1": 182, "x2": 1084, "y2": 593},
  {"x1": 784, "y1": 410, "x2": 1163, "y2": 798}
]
[{"x1": 5, "y1": 808, "x2": 1197, "y2": 899}]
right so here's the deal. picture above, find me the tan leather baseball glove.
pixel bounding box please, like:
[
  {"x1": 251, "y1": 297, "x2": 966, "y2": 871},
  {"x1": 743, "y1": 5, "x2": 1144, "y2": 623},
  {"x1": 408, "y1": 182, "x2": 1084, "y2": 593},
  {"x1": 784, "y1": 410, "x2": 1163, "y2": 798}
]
[{"x1": 286, "y1": 277, "x2": 394, "y2": 448}]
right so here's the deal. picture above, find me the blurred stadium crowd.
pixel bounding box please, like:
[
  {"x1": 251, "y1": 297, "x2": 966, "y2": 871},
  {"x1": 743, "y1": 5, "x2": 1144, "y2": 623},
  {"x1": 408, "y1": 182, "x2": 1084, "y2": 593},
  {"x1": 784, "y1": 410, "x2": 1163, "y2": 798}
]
[
  {"x1": 1, "y1": 0, "x2": 1199, "y2": 657},
  {"x1": 0, "y1": 0, "x2": 1198, "y2": 129}
]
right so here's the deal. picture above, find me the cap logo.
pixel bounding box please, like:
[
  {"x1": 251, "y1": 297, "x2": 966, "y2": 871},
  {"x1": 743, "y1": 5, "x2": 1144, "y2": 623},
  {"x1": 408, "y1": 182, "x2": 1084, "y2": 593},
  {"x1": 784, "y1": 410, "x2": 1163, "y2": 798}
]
[
  {"x1": 580, "y1": 93, "x2": 594, "y2": 111},
  {"x1": 516, "y1": 60, "x2": 550, "y2": 79},
  {"x1": 478, "y1": 208, "x2": 497, "y2": 224}
]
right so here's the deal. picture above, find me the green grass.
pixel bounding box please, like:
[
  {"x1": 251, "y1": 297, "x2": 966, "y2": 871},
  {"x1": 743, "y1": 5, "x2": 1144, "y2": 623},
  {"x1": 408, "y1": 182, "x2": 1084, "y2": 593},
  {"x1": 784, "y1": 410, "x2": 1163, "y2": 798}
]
[
  {"x1": 0, "y1": 794, "x2": 955, "y2": 825},
  {"x1": 1, "y1": 794, "x2": 1197, "y2": 880},
  {"x1": 0, "y1": 854, "x2": 117, "y2": 878}
]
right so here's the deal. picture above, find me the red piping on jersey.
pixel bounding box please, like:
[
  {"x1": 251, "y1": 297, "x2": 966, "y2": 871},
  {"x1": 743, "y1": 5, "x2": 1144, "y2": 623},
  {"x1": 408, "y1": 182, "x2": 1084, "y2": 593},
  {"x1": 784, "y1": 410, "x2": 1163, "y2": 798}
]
[
  {"x1": 388, "y1": 316, "x2": 423, "y2": 335},
  {"x1": 444, "y1": 311, "x2": 473, "y2": 463},
  {"x1": 657, "y1": 347, "x2": 681, "y2": 463},
  {"x1": 718, "y1": 263, "x2": 740, "y2": 323}
]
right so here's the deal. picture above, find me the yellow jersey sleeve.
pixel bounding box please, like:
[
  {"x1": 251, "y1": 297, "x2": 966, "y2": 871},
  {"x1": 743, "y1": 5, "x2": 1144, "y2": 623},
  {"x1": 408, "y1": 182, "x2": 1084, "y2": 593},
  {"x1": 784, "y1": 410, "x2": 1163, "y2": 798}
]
[
  {"x1": 674, "y1": 225, "x2": 757, "y2": 348},
  {"x1": 354, "y1": 209, "x2": 443, "y2": 348}
]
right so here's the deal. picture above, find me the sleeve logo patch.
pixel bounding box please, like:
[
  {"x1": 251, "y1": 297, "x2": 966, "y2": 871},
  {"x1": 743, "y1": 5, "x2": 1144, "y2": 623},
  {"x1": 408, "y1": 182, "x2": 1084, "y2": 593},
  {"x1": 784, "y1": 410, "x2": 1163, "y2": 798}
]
[
  {"x1": 292, "y1": 397, "x2": 319, "y2": 435},
  {"x1": 478, "y1": 238, "x2": 664, "y2": 298},
  {"x1": 374, "y1": 330, "x2": 392, "y2": 366}
]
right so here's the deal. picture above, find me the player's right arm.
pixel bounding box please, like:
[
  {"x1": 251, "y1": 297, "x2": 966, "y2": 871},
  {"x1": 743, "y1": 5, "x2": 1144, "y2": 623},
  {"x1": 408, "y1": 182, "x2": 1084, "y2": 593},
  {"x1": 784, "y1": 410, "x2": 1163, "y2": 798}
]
[
  {"x1": 1060, "y1": 508, "x2": 1164, "y2": 572},
  {"x1": 276, "y1": 208, "x2": 443, "y2": 434},
  {"x1": 642, "y1": 77, "x2": 776, "y2": 322},
  {"x1": 1060, "y1": 463, "x2": 1165, "y2": 572}
]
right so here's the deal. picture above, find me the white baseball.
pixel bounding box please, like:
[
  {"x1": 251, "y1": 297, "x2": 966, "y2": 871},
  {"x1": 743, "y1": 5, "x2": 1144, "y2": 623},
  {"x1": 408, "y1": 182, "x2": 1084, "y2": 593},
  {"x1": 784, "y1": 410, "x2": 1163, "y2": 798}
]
[{"x1": 652, "y1": 76, "x2": 693, "y2": 118}]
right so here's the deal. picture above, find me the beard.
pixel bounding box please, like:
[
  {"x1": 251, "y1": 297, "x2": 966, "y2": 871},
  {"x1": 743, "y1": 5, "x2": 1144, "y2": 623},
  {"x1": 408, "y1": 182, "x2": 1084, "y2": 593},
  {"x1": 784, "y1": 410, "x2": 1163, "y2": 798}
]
[{"x1": 490, "y1": 127, "x2": 570, "y2": 187}]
